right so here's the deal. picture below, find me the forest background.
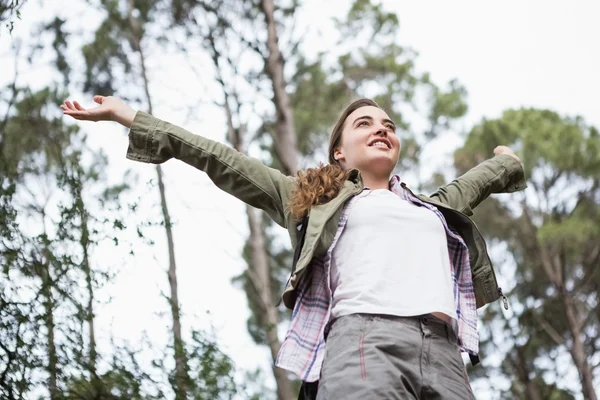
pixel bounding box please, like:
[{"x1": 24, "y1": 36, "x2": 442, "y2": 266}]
[{"x1": 1, "y1": 0, "x2": 599, "y2": 399}]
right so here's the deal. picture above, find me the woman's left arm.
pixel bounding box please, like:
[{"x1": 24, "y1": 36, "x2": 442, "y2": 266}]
[{"x1": 429, "y1": 146, "x2": 527, "y2": 216}]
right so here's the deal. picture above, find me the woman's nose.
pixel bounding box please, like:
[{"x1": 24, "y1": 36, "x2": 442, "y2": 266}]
[{"x1": 375, "y1": 125, "x2": 387, "y2": 136}]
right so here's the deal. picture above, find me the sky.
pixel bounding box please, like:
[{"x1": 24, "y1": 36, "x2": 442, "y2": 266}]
[{"x1": 2, "y1": 0, "x2": 600, "y2": 398}]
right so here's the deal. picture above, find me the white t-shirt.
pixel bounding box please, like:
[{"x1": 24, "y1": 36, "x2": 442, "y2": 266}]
[{"x1": 331, "y1": 189, "x2": 457, "y2": 321}]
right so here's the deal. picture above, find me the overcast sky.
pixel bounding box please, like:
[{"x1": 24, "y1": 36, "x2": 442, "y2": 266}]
[{"x1": 2, "y1": 0, "x2": 599, "y2": 398}]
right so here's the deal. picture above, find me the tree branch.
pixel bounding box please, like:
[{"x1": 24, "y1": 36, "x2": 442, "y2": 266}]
[
  {"x1": 534, "y1": 313, "x2": 564, "y2": 346},
  {"x1": 521, "y1": 199, "x2": 559, "y2": 284}
]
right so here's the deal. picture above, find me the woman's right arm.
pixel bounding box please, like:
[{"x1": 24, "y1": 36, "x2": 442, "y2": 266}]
[{"x1": 62, "y1": 96, "x2": 294, "y2": 227}]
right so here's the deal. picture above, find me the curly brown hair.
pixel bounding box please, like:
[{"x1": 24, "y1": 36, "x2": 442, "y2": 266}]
[{"x1": 288, "y1": 99, "x2": 381, "y2": 220}]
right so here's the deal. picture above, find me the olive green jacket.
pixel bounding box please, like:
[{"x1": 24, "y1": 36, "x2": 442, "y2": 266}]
[{"x1": 127, "y1": 111, "x2": 527, "y2": 310}]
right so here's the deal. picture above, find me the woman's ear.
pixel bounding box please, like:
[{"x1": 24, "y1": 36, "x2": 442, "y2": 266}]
[{"x1": 334, "y1": 148, "x2": 344, "y2": 162}]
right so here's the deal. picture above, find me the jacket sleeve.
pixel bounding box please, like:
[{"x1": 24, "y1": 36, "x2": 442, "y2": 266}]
[
  {"x1": 429, "y1": 154, "x2": 527, "y2": 216},
  {"x1": 126, "y1": 111, "x2": 294, "y2": 227}
]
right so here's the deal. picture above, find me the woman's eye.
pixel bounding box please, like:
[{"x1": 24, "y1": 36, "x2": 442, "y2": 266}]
[{"x1": 358, "y1": 121, "x2": 369, "y2": 127}]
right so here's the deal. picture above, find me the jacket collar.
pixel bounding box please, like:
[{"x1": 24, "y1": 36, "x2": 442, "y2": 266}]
[
  {"x1": 346, "y1": 169, "x2": 404, "y2": 190},
  {"x1": 346, "y1": 168, "x2": 361, "y2": 185}
]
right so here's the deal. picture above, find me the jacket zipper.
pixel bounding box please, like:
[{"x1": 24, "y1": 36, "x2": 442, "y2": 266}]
[
  {"x1": 463, "y1": 214, "x2": 509, "y2": 310},
  {"x1": 498, "y1": 287, "x2": 509, "y2": 310}
]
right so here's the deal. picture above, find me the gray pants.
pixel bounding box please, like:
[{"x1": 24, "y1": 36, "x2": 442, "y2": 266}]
[{"x1": 316, "y1": 314, "x2": 475, "y2": 400}]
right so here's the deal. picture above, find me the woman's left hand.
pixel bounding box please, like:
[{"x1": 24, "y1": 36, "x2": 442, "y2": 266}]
[{"x1": 493, "y1": 146, "x2": 521, "y2": 164}]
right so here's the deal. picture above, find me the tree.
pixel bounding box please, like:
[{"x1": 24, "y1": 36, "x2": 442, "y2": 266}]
[
  {"x1": 79, "y1": 0, "x2": 246, "y2": 397},
  {"x1": 456, "y1": 108, "x2": 600, "y2": 399},
  {"x1": 0, "y1": 84, "x2": 134, "y2": 398},
  {"x1": 80, "y1": 1, "x2": 193, "y2": 396},
  {"x1": 0, "y1": 0, "x2": 27, "y2": 34},
  {"x1": 1, "y1": 86, "x2": 82, "y2": 399},
  {"x1": 168, "y1": 1, "x2": 301, "y2": 397}
]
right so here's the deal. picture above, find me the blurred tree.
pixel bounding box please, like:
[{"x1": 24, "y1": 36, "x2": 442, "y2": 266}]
[
  {"x1": 0, "y1": 0, "x2": 27, "y2": 34},
  {"x1": 456, "y1": 108, "x2": 600, "y2": 399},
  {"x1": 79, "y1": 0, "x2": 241, "y2": 397},
  {"x1": 80, "y1": 0, "x2": 192, "y2": 397},
  {"x1": 54, "y1": 137, "x2": 133, "y2": 398},
  {"x1": 0, "y1": 84, "x2": 135, "y2": 398},
  {"x1": 168, "y1": 1, "x2": 300, "y2": 398},
  {"x1": 1, "y1": 86, "x2": 82, "y2": 399}
]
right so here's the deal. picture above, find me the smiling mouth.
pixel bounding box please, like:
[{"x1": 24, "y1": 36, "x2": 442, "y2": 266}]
[{"x1": 368, "y1": 140, "x2": 391, "y2": 149}]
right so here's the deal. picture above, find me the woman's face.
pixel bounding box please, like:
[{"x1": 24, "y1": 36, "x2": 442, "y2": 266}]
[{"x1": 333, "y1": 106, "x2": 401, "y2": 176}]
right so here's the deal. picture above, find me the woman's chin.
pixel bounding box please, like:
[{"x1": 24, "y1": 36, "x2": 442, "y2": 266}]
[{"x1": 359, "y1": 157, "x2": 396, "y2": 175}]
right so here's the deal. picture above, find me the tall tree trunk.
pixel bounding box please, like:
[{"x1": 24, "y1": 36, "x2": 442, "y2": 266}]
[
  {"x1": 245, "y1": 206, "x2": 295, "y2": 400},
  {"x1": 254, "y1": 6, "x2": 300, "y2": 395},
  {"x1": 560, "y1": 288, "x2": 597, "y2": 400},
  {"x1": 524, "y1": 204, "x2": 597, "y2": 399},
  {"x1": 156, "y1": 163, "x2": 189, "y2": 399},
  {"x1": 40, "y1": 260, "x2": 58, "y2": 399},
  {"x1": 514, "y1": 345, "x2": 541, "y2": 400},
  {"x1": 128, "y1": 5, "x2": 189, "y2": 397},
  {"x1": 212, "y1": 42, "x2": 294, "y2": 396},
  {"x1": 76, "y1": 184, "x2": 98, "y2": 385},
  {"x1": 259, "y1": 0, "x2": 298, "y2": 176},
  {"x1": 77, "y1": 189, "x2": 102, "y2": 393}
]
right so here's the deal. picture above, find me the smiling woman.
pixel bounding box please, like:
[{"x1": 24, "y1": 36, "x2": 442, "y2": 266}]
[
  {"x1": 61, "y1": 95, "x2": 526, "y2": 400},
  {"x1": 289, "y1": 99, "x2": 401, "y2": 220}
]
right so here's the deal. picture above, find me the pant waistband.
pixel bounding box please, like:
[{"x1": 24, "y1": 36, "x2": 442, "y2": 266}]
[{"x1": 334, "y1": 313, "x2": 458, "y2": 344}]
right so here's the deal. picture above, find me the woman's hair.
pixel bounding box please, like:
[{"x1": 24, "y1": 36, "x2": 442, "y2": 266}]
[{"x1": 288, "y1": 98, "x2": 381, "y2": 220}]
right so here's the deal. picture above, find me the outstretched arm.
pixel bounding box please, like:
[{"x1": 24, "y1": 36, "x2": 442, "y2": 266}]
[
  {"x1": 62, "y1": 96, "x2": 294, "y2": 227},
  {"x1": 429, "y1": 147, "x2": 527, "y2": 216}
]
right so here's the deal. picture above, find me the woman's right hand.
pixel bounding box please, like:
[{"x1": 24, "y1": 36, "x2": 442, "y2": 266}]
[{"x1": 61, "y1": 95, "x2": 137, "y2": 128}]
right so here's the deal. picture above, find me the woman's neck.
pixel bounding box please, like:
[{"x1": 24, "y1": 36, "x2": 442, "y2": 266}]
[{"x1": 361, "y1": 172, "x2": 391, "y2": 190}]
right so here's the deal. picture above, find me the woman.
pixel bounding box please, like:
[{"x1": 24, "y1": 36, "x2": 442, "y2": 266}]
[{"x1": 62, "y1": 96, "x2": 526, "y2": 399}]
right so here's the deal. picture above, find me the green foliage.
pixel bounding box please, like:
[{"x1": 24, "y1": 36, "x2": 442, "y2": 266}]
[
  {"x1": 460, "y1": 108, "x2": 600, "y2": 396},
  {"x1": 0, "y1": 0, "x2": 26, "y2": 35},
  {"x1": 76, "y1": 2, "x2": 249, "y2": 398},
  {"x1": 41, "y1": 17, "x2": 70, "y2": 85},
  {"x1": 0, "y1": 83, "x2": 151, "y2": 398},
  {"x1": 81, "y1": 0, "x2": 162, "y2": 96},
  {"x1": 456, "y1": 108, "x2": 600, "y2": 178},
  {"x1": 82, "y1": 16, "x2": 132, "y2": 95},
  {"x1": 66, "y1": 369, "x2": 145, "y2": 399},
  {"x1": 343, "y1": 0, "x2": 399, "y2": 38},
  {"x1": 537, "y1": 217, "x2": 599, "y2": 253},
  {"x1": 2, "y1": 87, "x2": 77, "y2": 178},
  {"x1": 289, "y1": 0, "x2": 468, "y2": 175},
  {"x1": 428, "y1": 79, "x2": 468, "y2": 136},
  {"x1": 186, "y1": 329, "x2": 238, "y2": 400}
]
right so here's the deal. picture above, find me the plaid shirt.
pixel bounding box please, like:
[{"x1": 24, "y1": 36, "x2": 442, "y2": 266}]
[{"x1": 276, "y1": 175, "x2": 478, "y2": 382}]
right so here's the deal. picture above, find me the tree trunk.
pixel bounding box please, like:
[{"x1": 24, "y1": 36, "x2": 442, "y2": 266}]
[
  {"x1": 156, "y1": 164, "x2": 189, "y2": 399},
  {"x1": 246, "y1": 206, "x2": 295, "y2": 400},
  {"x1": 77, "y1": 186, "x2": 98, "y2": 384},
  {"x1": 259, "y1": 0, "x2": 298, "y2": 176},
  {"x1": 524, "y1": 203, "x2": 597, "y2": 399},
  {"x1": 128, "y1": 6, "x2": 190, "y2": 397},
  {"x1": 560, "y1": 288, "x2": 597, "y2": 400},
  {"x1": 82, "y1": 223, "x2": 99, "y2": 382},
  {"x1": 216, "y1": 63, "x2": 295, "y2": 399},
  {"x1": 40, "y1": 261, "x2": 58, "y2": 399},
  {"x1": 514, "y1": 346, "x2": 541, "y2": 400},
  {"x1": 207, "y1": 22, "x2": 296, "y2": 399}
]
